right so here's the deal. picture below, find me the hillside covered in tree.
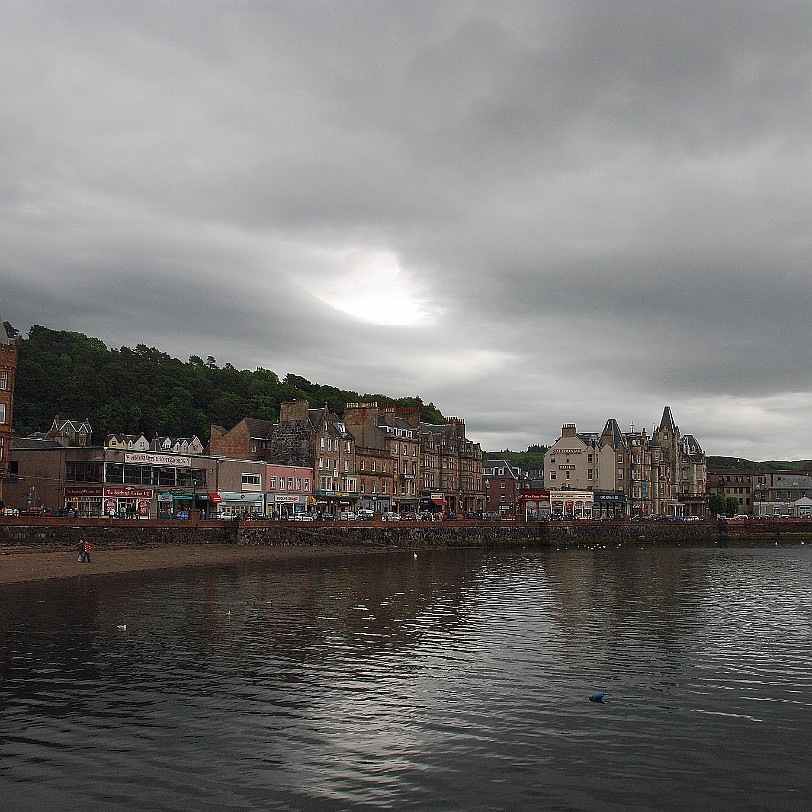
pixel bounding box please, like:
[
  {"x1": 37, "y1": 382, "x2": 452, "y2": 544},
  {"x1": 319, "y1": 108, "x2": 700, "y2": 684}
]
[{"x1": 13, "y1": 326, "x2": 446, "y2": 442}]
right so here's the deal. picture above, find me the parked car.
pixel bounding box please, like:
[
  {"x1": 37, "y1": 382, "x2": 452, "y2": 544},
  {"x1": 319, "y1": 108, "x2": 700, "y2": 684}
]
[
  {"x1": 20, "y1": 507, "x2": 51, "y2": 516},
  {"x1": 339, "y1": 511, "x2": 357, "y2": 521},
  {"x1": 2, "y1": 507, "x2": 20, "y2": 516},
  {"x1": 381, "y1": 512, "x2": 401, "y2": 521},
  {"x1": 288, "y1": 513, "x2": 314, "y2": 521},
  {"x1": 356, "y1": 509, "x2": 374, "y2": 521}
]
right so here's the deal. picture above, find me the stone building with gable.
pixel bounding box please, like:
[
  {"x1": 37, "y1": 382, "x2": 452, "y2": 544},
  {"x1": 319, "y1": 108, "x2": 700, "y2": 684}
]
[
  {"x1": 544, "y1": 407, "x2": 707, "y2": 518},
  {"x1": 270, "y1": 400, "x2": 357, "y2": 516},
  {"x1": 343, "y1": 402, "x2": 421, "y2": 515},
  {"x1": 418, "y1": 417, "x2": 485, "y2": 516}
]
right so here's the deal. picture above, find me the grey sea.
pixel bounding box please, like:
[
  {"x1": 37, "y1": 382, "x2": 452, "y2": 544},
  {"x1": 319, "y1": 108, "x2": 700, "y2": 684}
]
[{"x1": 1, "y1": 542, "x2": 811, "y2": 811}]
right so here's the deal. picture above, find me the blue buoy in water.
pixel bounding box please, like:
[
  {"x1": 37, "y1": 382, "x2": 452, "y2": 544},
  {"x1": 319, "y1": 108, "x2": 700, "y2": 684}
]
[{"x1": 589, "y1": 692, "x2": 606, "y2": 702}]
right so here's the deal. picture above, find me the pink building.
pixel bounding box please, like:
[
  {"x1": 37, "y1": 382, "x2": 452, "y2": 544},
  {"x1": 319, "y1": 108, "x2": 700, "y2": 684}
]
[{"x1": 265, "y1": 463, "x2": 313, "y2": 518}]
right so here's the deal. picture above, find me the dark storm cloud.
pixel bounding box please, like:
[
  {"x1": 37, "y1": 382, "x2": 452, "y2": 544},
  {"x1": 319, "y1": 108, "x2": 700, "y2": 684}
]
[{"x1": 2, "y1": 1, "x2": 811, "y2": 459}]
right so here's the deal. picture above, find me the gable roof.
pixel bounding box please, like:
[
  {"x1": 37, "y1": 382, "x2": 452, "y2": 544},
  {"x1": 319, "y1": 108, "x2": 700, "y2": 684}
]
[{"x1": 659, "y1": 406, "x2": 676, "y2": 432}]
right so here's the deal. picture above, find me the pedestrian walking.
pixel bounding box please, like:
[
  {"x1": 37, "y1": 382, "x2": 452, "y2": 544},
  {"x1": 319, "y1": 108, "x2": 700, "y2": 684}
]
[
  {"x1": 78, "y1": 539, "x2": 86, "y2": 563},
  {"x1": 83, "y1": 540, "x2": 91, "y2": 563}
]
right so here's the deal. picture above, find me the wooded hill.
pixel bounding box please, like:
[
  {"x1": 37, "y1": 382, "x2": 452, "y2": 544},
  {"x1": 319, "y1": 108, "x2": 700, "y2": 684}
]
[
  {"x1": 12, "y1": 326, "x2": 445, "y2": 442},
  {"x1": 13, "y1": 326, "x2": 810, "y2": 468}
]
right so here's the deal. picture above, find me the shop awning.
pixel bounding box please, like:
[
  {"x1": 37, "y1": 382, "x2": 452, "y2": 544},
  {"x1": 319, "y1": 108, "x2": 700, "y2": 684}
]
[
  {"x1": 432, "y1": 498, "x2": 446, "y2": 506},
  {"x1": 208, "y1": 493, "x2": 222, "y2": 504}
]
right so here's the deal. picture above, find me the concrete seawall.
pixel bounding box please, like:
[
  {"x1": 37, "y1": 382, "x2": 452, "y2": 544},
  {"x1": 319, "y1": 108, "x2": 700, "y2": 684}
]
[{"x1": 4, "y1": 516, "x2": 812, "y2": 551}]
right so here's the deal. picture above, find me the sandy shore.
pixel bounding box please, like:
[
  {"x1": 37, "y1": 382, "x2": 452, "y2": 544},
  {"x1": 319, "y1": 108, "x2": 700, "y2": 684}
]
[{"x1": 0, "y1": 543, "x2": 381, "y2": 585}]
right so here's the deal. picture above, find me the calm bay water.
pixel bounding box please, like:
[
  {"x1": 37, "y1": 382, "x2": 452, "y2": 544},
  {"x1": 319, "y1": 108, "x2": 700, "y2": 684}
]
[{"x1": 1, "y1": 543, "x2": 811, "y2": 811}]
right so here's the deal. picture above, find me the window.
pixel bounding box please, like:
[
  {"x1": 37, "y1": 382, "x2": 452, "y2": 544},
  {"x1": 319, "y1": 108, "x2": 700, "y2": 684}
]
[
  {"x1": 268, "y1": 476, "x2": 276, "y2": 489},
  {"x1": 550, "y1": 471, "x2": 557, "y2": 480},
  {"x1": 344, "y1": 460, "x2": 349, "y2": 472},
  {"x1": 618, "y1": 469, "x2": 624, "y2": 479},
  {"x1": 371, "y1": 460, "x2": 376, "y2": 472},
  {"x1": 295, "y1": 478, "x2": 302, "y2": 490},
  {"x1": 242, "y1": 473, "x2": 261, "y2": 487},
  {"x1": 320, "y1": 437, "x2": 325, "y2": 449},
  {"x1": 288, "y1": 478, "x2": 294, "y2": 490},
  {"x1": 279, "y1": 478, "x2": 286, "y2": 490},
  {"x1": 0, "y1": 371, "x2": 7, "y2": 389},
  {"x1": 0, "y1": 403, "x2": 5, "y2": 423},
  {"x1": 587, "y1": 469, "x2": 593, "y2": 479},
  {"x1": 303, "y1": 478, "x2": 310, "y2": 490}
]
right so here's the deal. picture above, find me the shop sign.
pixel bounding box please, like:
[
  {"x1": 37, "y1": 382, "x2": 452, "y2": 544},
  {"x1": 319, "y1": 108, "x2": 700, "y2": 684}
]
[
  {"x1": 208, "y1": 493, "x2": 222, "y2": 504},
  {"x1": 126, "y1": 452, "x2": 191, "y2": 467},
  {"x1": 65, "y1": 486, "x2": 103, "y2": 498},
  {"x1": 104, "y1": 487, "x2": 152, "y2": 499},
  {"x1": 274, "y1": 495, "x2": 299, "y2": 503}
]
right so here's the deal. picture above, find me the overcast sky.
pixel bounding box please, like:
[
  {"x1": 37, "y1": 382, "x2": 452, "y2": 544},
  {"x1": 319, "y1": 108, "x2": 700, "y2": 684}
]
[{"x1": 2, "y1": 1, "x2": 811, "y2": 460}]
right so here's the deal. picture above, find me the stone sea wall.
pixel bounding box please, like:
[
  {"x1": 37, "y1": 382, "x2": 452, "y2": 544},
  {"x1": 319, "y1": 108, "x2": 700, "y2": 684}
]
[{"x1": 3, "y1": 516, "x2": 812, "y2": 551}]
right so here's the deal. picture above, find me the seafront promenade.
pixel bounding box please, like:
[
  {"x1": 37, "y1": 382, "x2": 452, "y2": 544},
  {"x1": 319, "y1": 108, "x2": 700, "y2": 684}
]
[{"x1": 3, "y1": 514, "x2": 811, "y2": 555}]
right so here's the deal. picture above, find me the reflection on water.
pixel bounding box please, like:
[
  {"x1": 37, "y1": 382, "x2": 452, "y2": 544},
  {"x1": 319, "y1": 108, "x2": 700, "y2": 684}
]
[{"x1": 1, "y1": 545, "x2": 811, "y2": 811}]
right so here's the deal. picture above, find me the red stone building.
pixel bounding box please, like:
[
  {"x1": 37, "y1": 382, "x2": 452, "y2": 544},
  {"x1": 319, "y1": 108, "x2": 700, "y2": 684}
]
[{"x1": 0, "y1": 321, "x2": 21, "y2": 508}]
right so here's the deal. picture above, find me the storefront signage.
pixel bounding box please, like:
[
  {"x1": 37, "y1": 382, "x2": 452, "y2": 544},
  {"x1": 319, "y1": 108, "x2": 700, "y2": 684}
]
[
  {"x1": 209, "y1": 493, "x2": 222, "y2": 504},
  {"x1": 557, "y1": 464, "x2": 575, "y2": 470},
  {"x1": 273, "y1": 495, "x2": 299, "y2": 503},
  {"x1": 65, "y1": 486, "x2": 103, "y2": 497},
  {"x1": 105, "y1": 487, "x2": 152, "y2": 499},
  {"x1": 549, "y1": 448, "x2": 583, "y2": 455},
  {"x1": 125, "y1": 452, "x2": 191, "y2": 467}
]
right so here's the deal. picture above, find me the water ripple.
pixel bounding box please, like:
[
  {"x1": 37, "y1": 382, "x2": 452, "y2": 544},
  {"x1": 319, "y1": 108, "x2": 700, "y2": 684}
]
[{"x1": 1, "y1": 545, "x2": 811, "y2": 810}]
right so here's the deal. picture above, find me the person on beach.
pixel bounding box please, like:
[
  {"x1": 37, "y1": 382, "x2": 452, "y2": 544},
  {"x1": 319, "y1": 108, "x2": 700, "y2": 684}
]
[
  {"x1": 78, "y1": 539, "x2": 87, "y2": 563},
  {"x1": 83, "y1": 540, "x2": 91, "y2": 563}
]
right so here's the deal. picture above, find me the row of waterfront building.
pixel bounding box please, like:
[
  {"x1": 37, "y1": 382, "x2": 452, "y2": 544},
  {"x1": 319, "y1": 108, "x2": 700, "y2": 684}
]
[{"x1": 3, "y1": 320, "x2": 809, "y2": 519}]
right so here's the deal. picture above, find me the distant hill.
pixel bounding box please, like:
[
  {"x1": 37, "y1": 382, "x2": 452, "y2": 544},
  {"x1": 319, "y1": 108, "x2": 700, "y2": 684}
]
[
  {"x1": 706, "y1": 456, "x2": 812, "y2": 471},
  {"x1": 480, "y1": 452, "x2": 812, "y2": 476},
  {"x1": 12, "y1": 325, "x2": 446, "y2": 441},
  {"x1": 483, "y1": 449, "x2": 548, "y2": 472}
]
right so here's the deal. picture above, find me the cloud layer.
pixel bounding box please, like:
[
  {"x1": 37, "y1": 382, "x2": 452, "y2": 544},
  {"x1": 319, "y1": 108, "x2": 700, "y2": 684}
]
[{"x1": 2, "y1": 1, "x2": 811, "y2": 459}]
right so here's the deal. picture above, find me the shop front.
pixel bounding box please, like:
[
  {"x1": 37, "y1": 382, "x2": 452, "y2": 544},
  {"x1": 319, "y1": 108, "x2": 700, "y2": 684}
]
[
  {"x1": 419, "y1": 494, "x2": 447, "y2": 516},
  {"x1": 266, "y1": 493, "x2": 307, "y2": 519},
  {"x1": 157, "y1": 489, "x2": 214, "y2": 519},
  {"x1": 65, "y1": 486, "x2": 153, "y2": 518},
  {"x1": 216, "y1": 491, "x2": 265, "y2": 518},
  {"x1": 593, "y1": 490, "x2": 628, "y2": 519},
  {"x1": 549, "y1": 490, "x2": 594, "y2": 519},
  {"x1": 357, "y1": 493, "x2": 391, "y2": 514},
  {"x1": 312, "y1": 489, "x2": 358, "y2": 518},
  {"x1": 519, "y1": 489, "x2": 550, "y2": 520}
]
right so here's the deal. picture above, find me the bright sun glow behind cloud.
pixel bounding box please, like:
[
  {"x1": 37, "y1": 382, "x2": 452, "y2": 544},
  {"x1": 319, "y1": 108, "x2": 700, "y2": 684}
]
[{"x1": 311, "y1": 248, "x2": 440, "y2": 326}]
